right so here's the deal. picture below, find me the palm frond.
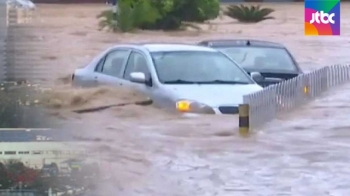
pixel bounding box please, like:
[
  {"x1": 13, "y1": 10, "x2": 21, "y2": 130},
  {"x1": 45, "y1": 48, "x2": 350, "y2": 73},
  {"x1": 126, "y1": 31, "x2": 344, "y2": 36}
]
[{"x1": 224, "y1": 4, "x2": 275, "y2": 23}]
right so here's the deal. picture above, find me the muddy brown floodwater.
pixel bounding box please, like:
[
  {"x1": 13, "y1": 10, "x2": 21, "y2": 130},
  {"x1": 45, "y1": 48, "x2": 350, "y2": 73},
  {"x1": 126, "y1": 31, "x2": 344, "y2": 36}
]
[{"x1": 13, "y1": 3, "x2": 350, "y2": 195}]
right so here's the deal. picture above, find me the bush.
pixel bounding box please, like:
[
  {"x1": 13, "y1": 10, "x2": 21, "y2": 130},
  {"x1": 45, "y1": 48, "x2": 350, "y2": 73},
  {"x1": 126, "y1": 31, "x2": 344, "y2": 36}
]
[
  {"x1": 176, "y1": 0, "x2": 220, "y2": 22},
  {"x1": 97, "y1": 0, "x2": 161, "y2": 32},
  {"x1": 224, "y1": 5, "x2": 275, "y2": 23},
  {"x1": 0, "y1": 160, "x2": 39, "y2": 189},
  {"x1": 97, "y1": 0, "x2": 220, "y2": 32},
  {"x1": 0, "y1": 160, "x2": 99, "y2": 195},
  {"x1": 144, "y1": 0, "x2": 220, "y2": 30},
  {"x1": 136, "y1": 0, "x2": 181, "y2": 30}
]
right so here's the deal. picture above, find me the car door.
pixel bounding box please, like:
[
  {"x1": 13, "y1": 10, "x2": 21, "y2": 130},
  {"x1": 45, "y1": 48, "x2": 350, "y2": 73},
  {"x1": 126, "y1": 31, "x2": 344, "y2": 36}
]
[
  {"x1": 121, "y1": 50, "x2": 155, "y2": 97},
  {"x1": 93, "y1": 49, "x2": 131, "y2": 86}
]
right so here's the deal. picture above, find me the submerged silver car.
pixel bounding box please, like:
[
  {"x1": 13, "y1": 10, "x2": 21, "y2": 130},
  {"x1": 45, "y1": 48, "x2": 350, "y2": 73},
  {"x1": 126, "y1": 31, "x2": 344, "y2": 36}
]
[{"x1": 72, "y1": 43, "x2": 263, "y2": 114}]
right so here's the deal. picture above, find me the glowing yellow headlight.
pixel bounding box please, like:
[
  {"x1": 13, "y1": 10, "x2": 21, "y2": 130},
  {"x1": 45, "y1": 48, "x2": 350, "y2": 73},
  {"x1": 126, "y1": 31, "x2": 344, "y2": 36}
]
[
  {"x1": 304, "y1": 86, "x2": 309, "y2": 94},
  {"x1": 176, "y1": 100, "x2": 191, "y2": 112}
]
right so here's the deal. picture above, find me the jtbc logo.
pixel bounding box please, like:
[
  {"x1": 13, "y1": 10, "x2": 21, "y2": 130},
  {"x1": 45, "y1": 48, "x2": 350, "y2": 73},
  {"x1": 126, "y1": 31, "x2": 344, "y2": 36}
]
[{"x1": 310, "y1": 11, "x2": 335, "y2": 24}]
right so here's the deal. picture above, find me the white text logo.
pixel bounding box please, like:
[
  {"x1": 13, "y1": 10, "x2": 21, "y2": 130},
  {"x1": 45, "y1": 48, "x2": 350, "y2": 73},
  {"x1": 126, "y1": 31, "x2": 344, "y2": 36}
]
[{"x1": 310, "y1": 11, "x2": 335, "y2": 24}]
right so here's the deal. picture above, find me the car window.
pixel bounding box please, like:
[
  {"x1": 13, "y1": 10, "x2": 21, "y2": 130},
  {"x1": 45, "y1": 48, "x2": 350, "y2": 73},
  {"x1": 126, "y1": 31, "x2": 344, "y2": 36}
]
[
  {"x1": 151, "y1": 51, "x2": 253, "y2": 84},
  {"x1": 94, "y1": 57, "x2": 105, "y2": 72},
  {"x1": 123, "y1": 52, "x2": 149, "y2": 81},
  {"x1": 100, "y1": 50, "x2": 130, "y2": 77},
  {"x1": 217, "y1": 47, "x2": 297, "y2": 72}
]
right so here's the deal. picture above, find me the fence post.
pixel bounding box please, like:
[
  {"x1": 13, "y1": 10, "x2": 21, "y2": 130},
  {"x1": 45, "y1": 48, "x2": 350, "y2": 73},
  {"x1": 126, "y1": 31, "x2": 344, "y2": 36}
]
[{"x1": 238, "y1": 104, "x2": 249, "y2": 136}]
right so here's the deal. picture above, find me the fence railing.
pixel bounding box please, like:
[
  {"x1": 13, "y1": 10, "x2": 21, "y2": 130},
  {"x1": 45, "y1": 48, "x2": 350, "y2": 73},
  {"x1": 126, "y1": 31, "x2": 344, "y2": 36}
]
[{"x1": 242, "y1": 64, "x2": 350, "y2": 131}]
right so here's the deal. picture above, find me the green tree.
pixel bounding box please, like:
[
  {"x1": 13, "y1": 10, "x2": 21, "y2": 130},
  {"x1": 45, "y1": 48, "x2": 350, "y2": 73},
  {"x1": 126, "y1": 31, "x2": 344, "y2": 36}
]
[
  {"x1": 97, "y1": 0, "x2": 161, "y2": 32},
  {"x1": 0, "y1": 162, "x2": 12, "y2": 189},
  {"x1": 97, "y1": 0, "x2": 220, "y2": 31}
]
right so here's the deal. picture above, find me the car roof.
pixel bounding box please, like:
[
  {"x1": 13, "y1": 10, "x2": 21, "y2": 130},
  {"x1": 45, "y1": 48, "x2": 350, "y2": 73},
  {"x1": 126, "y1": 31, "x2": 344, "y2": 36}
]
[
  {"x1": 198, "y1": 39, "x2": 285, "y2": 48},
  {"x1": 141, "y1": 43, "x2": 218, "y2": 52}
]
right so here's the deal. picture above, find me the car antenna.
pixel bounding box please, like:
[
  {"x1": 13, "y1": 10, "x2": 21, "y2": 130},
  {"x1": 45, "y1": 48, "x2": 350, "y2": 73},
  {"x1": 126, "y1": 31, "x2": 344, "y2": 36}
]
[{"x1": 246, "y1": 40, "x2": 251, "y2": 46}]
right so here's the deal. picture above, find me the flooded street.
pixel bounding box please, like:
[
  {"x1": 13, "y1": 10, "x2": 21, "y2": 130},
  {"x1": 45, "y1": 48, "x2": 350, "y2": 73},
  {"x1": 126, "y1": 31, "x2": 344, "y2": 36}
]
[
  {"x1": 70, "y1": 83, "x2": 350, "y2": 196},
  {"x1": 5, "y1": 2, "x2": 350, "y2": 195}
]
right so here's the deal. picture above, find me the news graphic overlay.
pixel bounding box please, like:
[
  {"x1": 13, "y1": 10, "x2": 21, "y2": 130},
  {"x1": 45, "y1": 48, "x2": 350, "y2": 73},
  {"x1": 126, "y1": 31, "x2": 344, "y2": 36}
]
[
  {"x1": 0, "y1": 3, "x2": 57, "y2": 128},
  {"x1": 305, "y1": 0, "x2": 340, "y2": 36},
  {"x1": 0, "y1": 1, "x2": 6, "y2": 81}
]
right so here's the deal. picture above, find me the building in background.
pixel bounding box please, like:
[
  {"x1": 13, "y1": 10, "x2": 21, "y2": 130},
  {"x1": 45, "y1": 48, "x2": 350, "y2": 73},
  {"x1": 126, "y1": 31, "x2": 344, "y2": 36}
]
[
  {"x1": 0, "y1": 129, "x2": 92, "y2": 171},
  {"x1": 0, "y1": 129, "x2": 102, "y2": 195}
]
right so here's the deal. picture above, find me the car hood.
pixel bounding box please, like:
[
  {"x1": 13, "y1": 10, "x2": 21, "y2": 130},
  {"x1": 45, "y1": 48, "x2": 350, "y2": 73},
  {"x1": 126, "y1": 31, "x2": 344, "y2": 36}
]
[{"x1": 163, "y1": 84, "x2": 263, "y2": 107}]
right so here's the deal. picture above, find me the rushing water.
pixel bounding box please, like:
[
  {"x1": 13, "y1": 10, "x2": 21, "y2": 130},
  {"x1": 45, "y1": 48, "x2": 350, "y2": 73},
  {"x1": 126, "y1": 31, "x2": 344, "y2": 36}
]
[{"x1": 73, "y1": 84, "x2": 350, "y2": 196}]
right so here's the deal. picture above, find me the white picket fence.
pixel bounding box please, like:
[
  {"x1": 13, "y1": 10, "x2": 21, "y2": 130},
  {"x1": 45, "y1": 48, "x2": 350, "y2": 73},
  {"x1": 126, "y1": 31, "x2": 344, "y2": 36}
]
[{"x1": 243, "y1": 64, "x2": 350, "y2": 130}]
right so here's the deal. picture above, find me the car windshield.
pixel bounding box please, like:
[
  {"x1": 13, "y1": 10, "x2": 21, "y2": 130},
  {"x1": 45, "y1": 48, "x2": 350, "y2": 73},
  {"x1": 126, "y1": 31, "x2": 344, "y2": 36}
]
[
  {"x1": 217, "y1": 47, "x2": 297, "y2": 72},
  {"x1": 151, "y1": 51, "x2": 253, "y2": 84}
]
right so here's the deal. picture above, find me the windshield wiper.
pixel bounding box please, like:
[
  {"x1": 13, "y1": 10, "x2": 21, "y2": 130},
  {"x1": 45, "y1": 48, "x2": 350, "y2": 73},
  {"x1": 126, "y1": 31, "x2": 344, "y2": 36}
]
[
  {"x1": 196, "y1": 80, "x2": 250, "y2": 84},
  {"x1": 163, "y1": 79, "x2": 201, "y2": 84},
  {"x1": 239, "y1": 52, "x2": 248, "y2": 64}
]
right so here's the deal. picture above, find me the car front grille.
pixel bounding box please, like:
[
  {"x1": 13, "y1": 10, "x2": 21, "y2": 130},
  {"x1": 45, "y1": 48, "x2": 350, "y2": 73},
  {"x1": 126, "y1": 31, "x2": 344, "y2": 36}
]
[{"x1": 218, "y1": 106, "x2": 239, "y2": 114}]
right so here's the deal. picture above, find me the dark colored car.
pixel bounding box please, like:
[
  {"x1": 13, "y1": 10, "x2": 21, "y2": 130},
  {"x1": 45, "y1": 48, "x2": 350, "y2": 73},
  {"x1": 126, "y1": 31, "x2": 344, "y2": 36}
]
[{"x1": 198, "y1": 39, "x2": 303, "y2": 87}]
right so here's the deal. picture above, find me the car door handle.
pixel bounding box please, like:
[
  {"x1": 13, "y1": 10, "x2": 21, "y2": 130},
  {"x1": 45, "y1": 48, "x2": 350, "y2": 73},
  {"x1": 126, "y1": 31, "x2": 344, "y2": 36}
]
[{"x1": 94, "y1": 76, "x2": 98, "y2": 81}]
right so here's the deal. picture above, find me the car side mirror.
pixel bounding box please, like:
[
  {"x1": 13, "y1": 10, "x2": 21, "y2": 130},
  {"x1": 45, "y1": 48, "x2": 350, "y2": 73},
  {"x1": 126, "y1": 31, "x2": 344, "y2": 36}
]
[
  {"x1": 250, "y1": 72, "x2": 264, "y2": 83},
  {"x1": 130, "y1": 72, "x2": 146, "y2": 84}
]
